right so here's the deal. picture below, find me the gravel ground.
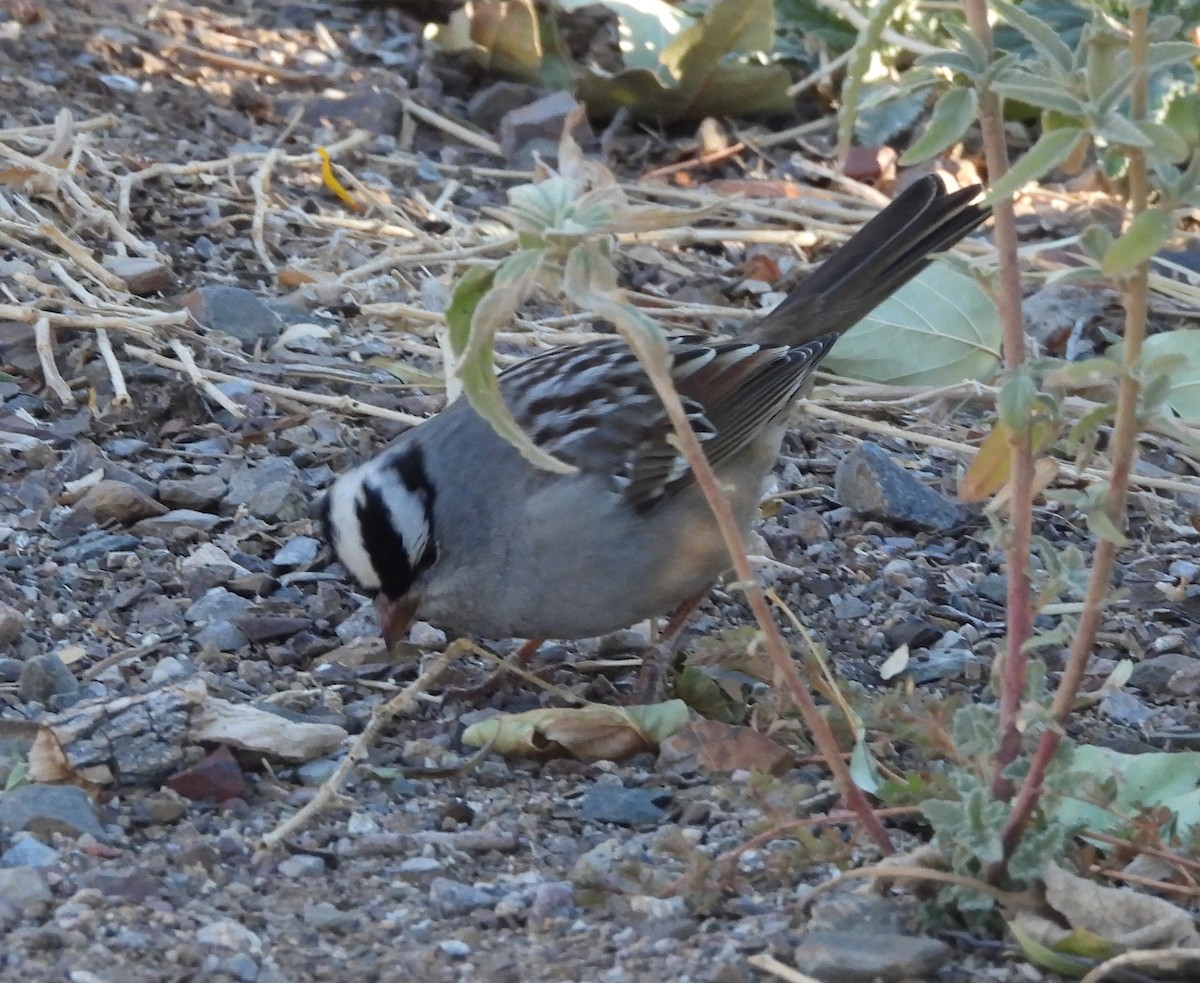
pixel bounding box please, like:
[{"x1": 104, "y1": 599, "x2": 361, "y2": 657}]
[{"x1": 1, "y1": 2, "x2": 1199, "y2": 982}]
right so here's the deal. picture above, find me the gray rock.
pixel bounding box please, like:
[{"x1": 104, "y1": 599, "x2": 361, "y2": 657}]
[
  {"x1": 1129, "y1": 652, "x2": 1196, "y2": 693},
  {"x1": 186, "y1": 588, "x2": 254, "y2": 651},
  {"x1": 222, "y1": 953, "x2": 260, "y2": 982},
  {"x1": 18, "y1": 654, "x2": 80, "y2": 705},
  {"x1": 1, "y1": 833, "x2": 60, "y2": 868},
  {"x1": 834, "y1": 443, "x2": 961, "y2": 532},
  {"x1": 295, "y1": 757, "x2": 340, "y2": 787},
  {"x1": 158, "y1": 473, "x2": 228, "y2": 511},
  {"x1": 793, "y1": 930, "x2": 951, "y2": 982},
  {"x1": 57, "y1": 530, "x2": 139, "y2": 563},
  {"x1": 437, "y1": 939, "x2": 471, "y2": 959},
  {"x1": 334, "y1": 603, "x2": 380, "y2": 643},
  {"x1": 184, "y1": 285, "x2": 285, "y2": 351},
  {"x1": 223, "y1": 459, "x2": 307, "y2": 523},
  {"x1": 196, "y1": 918, "x2": 262, "y2": 952},
  {"x1": 278, "y1": 855, "x2": 327, "y2": 877},
  {"x1": 497, "y1": 91, "x2": 592, "y2": 167},
  {"x1": 529, "y1": 880, "x2": 575, "y2": 920},
  {"x1": 428, "y1": 877, "x2": 495, "y2": 917},
  {"x1": 0, "y1": 658, "x2": 22, "y2": 682},
  {"x1": 104, "y1": 438, "x2": 149, "y2": 458},
  {"x1": 0, "y1": 784, "x2": 106, "y2": 840},
  {"x1": 466, "y1": 81, "x2": 545, "y2": 130},
  {"x1": 271, "y1": 536, "x2": 319, "y2": 569},
  {"x1": 194, "y1": 622, "x2": 249, "y2": 653},
  {"x1": 0, "y1": 600, "x2": 28, "y2": 646},
  {"x1": 831, "y1": 594, "x2": 870, "y2": 620},
  {"x1": 185, "y1": 587, "x2": 255, "y2": 625},
  {"x1": 0, "y1": 866, "x2": 51, "y2": 911},
  {"x1": 578, "y1": 785, "x2": 668, "y2": 826},
  {"x1": 910, "y1": 648, "x2": 974, "y2": 683},
  {"x1": 1169, "y1": 560, "x2": 1199, "y2": 581},
  {"x1": 397, "y1": 856, "x2": 443, "y2": 880},
  {"x1": 976, "y1": 573, "x2": 1008, "y2": 604},
  {"x1": 301, "y1": 900, "x2": 357, "y2": 931},
  {"x1": 133, "y1": 509, "x2": 223, "y2": 538}
]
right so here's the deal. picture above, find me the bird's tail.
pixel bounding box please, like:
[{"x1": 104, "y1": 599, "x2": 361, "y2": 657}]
[{"x1": 748, "y1": 176, "x2": 991, "y2": 347}]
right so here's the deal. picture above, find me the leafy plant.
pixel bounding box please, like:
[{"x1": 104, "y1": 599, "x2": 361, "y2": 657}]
[{"x1": 430, "y1": 0, "x2": 792, "y2": 122}]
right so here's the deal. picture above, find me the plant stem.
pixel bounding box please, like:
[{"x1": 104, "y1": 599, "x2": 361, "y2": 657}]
[
  {"x1": 596, "y1": 298, "x2": 893, "y2": 855},
  {"x1": 999, "y1": 3, "x2": 1152, "y2": 862},
  {"x1": 962, "y1": 0, "x2": 1035, "y2": 804}
]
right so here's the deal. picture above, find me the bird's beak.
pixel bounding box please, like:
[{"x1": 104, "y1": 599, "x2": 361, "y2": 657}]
[{"x1": 374, "y1": 594, "x2": 416, "y2": 650}]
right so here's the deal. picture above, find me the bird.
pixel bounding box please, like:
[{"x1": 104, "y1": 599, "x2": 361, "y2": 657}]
[{"x1": 319, "y1": 176, "x2": 991, "y2": 688}]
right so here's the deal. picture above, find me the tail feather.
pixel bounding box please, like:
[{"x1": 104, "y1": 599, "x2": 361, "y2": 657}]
[{"x1": 748, "y1": 177, "x2": 991, "y2": 347}]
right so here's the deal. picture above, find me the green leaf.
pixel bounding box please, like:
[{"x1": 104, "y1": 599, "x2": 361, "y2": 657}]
[
  {"x1": 450, "y1": 252, "x2": 577, "y2": 475},
  {"x1": 1094, "y1": 111, "x2": 1155, "y2": 148},
  {"x1": 823, "y1": 263, "x2": 1002, "y2": 386},
  {"x1": 990, "y1": 0, "x2": 1075, "y2": 75},
  {"x1": 988, "y1": 78, "x2": 1086, "y2": 116},
  {"x1": 1008, "y1": 921, "x2": 1108, "y2": 977},
  {"x1": 1144, "y1": 39, "x2": 1200, "y2": 73},
  {"x1": 1100, "y1": 206, "x2": 1174, "y2": 278},
  {"x1": 900, "y1": 88, "x2": 978, "y2": 165},
  {"x1": 1053, "y1": 744, "x2": 1200, "y2": 839},
  {"x1": 985, "y1": 127, "x2": 1084, "y2": 204},
  {"x1": 1137, "y1": 120, "x2": 1191, "y2": 162},
  {"x1": 1138, "y1": 330, "x2": 1200, "y2": 422},
  {"x1": 849, "y1": 732, "x2": 882, "y2": 794}
]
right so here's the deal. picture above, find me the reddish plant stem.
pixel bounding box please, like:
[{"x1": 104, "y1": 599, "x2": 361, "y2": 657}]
[
  {"x1": 647, "y1": 370, "x2": 894, "y2": 854},
  {"x1": 999, "y1": 4, "x2": 1151, "y2": 862},
  {"x1": 598, "y1": 297, "x2": 893, "y2": 854},
  {"x1": 962, "y1": 0, "x2": 1036, "y2": 802}
]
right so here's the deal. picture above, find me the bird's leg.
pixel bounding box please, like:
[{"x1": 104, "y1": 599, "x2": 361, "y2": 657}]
[{"x1": 630, "y1": 587, "x2": 711, "y2": 703}]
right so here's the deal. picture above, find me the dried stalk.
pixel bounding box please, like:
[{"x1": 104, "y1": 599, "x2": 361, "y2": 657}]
[
  {"x1": 34, "y1": 316, "x2": 74, "y2": 404},
  {"x1": 262, "y1": 644, "x2": 457, "y2": 846}
]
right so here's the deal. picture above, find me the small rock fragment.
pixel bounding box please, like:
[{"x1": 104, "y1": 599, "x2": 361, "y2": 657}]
[
  {"x1": 0, "y1": 783, "x2": 106, "y2": 840},
  {"x1": 0, "y1": 867, "x2": 51, "y2": 911},
  {"x1": 834, "y1": 442, "x2": 961, "y2": 532},
  {"x1": 271, "y1": 536, "x2": 320, "y2": 569},
  {"x1": 578, "y1": 785, "x2": 668, "y2": 826},
  {"x1": 158, "y1": 473, "x2": 227, "y2": 511},
  {"x1": 102, "y1": 256, "x2": 176, "y2": 296},
  {"x1": 183, "y1": 285, "x2": 286, "y2": 351},
  {"x1": 17, "y1": 654, "x2": 80, "y2": 706},
  {"x1": 73, "y1": 479, "x2": 167, "y2": 524},
  {"x1": 166, "y1": 745, "x2": 247, "y2": 803},
  {"x1": 0, "y1": 601, "x2": 28, "y2": 647},
  {"x1": 498, "y1": 91, "x2": 591, "y2": 167},
  {"x1": 793, "y1": 930, "x2": 951, "y2": 982}
]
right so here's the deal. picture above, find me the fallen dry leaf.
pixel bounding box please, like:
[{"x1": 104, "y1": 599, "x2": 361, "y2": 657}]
[
  {"x1": 659, "y1": 718, "x2": 793, "y2": 775},
  {"x1": 462, "y1": 701, "x2": 688, "y2": 762}
]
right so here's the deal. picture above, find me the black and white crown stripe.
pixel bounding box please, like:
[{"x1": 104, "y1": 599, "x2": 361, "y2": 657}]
[{"x1": 323, "y1": 446, "x2": 438, "y2": 600}]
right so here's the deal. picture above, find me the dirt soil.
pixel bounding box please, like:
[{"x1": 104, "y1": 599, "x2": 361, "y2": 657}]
[{"x1": 1, "y1": 2, "x2": 1199, "y2": 982}]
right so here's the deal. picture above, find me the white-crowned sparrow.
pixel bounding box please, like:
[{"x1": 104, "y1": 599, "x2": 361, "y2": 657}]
[{"x1": 320, "y1": 176, "x2": 990, "y2": 650}]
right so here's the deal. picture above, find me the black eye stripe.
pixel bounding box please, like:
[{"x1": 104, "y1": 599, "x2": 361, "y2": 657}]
[{"x1": 357, "y1": 446, "x2": 438, "y2": 601}]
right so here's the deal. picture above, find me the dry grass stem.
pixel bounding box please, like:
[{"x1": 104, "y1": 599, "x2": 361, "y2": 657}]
[
  {"x1": 124, "y1": 344, "x2": 426, "y2": 424},
  {"x1": 402, "y1": 98, "x2": 502, "y2": 156},
  {"x1": 261, "y1": 643, "x2": 459, "y2": 846},
  {"x1": 34, "y1": 316, "x2": 74, "y2": 405},
  {"x1": 94, "y1": 329, "x2": 130, "y2": 407},
  {"x1": 745, "y1": 953, "x2": 823, "y2": 983}
]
